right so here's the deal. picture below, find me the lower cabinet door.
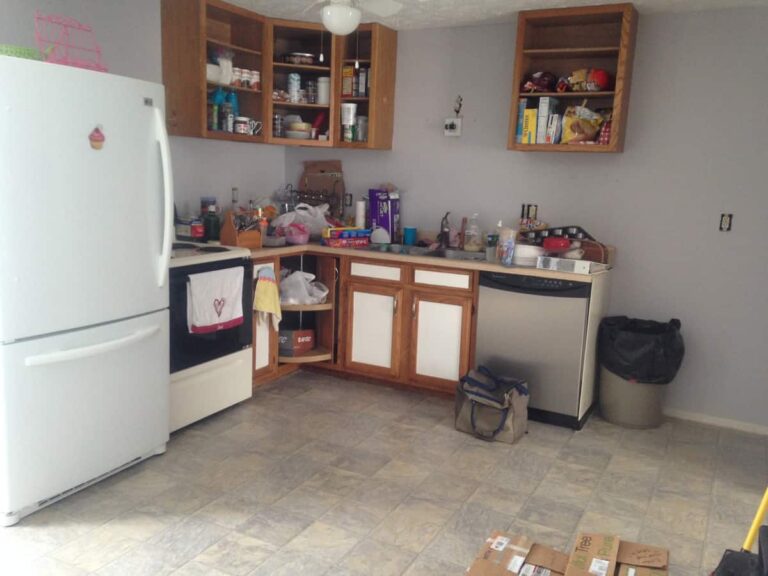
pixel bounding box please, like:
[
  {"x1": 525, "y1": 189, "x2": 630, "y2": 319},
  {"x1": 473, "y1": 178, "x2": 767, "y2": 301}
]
[
  {"x1": 345, "y1": 283, "x2": 402, "y2": 378},
  {"x1": 409, "y1": 291, "x2": 472, "y2": 391}
]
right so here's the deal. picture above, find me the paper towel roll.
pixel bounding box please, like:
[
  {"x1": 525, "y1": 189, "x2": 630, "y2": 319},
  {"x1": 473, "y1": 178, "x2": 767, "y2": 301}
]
[{"x1": 355, "y1": 200, "x2": 366, "y2": 228}]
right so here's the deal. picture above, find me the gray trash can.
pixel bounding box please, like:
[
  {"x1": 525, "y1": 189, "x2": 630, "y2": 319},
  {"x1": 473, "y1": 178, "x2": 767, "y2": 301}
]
[
  {"x1": 599, "y1": 367, "x2": 666, "y2": 428},
  {"x1": 598, "y1": 316, "x2": 685, "y2": 429}
]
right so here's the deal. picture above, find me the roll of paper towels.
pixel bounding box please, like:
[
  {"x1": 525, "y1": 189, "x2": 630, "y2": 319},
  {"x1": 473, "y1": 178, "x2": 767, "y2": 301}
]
[{"x1": 355, "y1": 200, "x2": 366, "y2": 228}]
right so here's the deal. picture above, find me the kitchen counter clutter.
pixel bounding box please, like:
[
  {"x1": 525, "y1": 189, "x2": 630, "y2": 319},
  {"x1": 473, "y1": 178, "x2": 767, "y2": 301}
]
[
  {"x1": 250, "y1": 242, "x2": 610, "y2": 283},
  {"x1": 250, "y1": 242, "x2": 611, "y2": 429}
]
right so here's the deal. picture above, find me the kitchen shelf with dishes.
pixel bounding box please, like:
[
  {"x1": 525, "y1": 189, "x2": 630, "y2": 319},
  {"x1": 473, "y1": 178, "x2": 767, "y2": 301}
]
[
  {"x1": 507, "y1": 3, "x2": 637, "y2": 153},
  {"x1": 161, "y1": 0, "x2": 266, "y2": 142},
  {"x1": 161, "y1": 0, "x2": 397, "y2": 149},
  {"x1": 266, "y1": 20, "x2": 336, "y2": 146}
]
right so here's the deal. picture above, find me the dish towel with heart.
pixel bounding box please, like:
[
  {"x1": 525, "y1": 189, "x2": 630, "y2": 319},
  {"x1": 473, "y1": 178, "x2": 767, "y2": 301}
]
[
  {"x1": 187, "y1": 267, "x2": 244, "y2": 334},
  {"x1": 253, "y1": 266, "x2": 281, "y2": 331}
]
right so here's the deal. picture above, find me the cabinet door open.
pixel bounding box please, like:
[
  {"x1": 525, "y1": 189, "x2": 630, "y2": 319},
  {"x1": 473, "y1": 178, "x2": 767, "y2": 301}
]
[
  {"x1": 408, "y1": 291, "x2": 472, "y2": 391},
  {"x1": 344, "y1": 283, "x2": 403, "y2": 378}
]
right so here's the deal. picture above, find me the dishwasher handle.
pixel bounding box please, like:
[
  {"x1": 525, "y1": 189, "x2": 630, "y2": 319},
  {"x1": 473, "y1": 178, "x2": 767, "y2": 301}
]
[{"x1": 479, "y1": 271, "x2": 591, "y2": 298}]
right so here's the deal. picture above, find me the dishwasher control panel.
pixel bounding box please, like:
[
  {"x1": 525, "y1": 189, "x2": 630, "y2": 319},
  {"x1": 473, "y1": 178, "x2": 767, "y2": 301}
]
[{"x1": 479, "y1": 272, "x2": 591, "y2": 298}]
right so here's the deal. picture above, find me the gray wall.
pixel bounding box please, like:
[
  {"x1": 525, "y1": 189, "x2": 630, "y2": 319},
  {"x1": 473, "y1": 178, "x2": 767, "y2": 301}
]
[
  {"x1": 286, "y1": 9, "x2": 768, "y2": 429},
  {"x1": 3, "y1": 1, "x2": 766, "y2": 428},
  {"x1": 0, "y1": 0, "x2": 286, "y2": 216}
]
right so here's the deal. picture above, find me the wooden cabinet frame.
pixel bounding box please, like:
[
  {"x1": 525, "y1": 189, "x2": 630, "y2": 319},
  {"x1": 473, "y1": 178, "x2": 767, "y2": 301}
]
[
  {"x1": 406, "y1": 289, "x2": 473, "y2": 393},
  {"x1": 343, "y1": 282, "x2": 404, "y2": 379},
  {"x1": 507, "y1": 3, "x2": 638, "y2": 153}
]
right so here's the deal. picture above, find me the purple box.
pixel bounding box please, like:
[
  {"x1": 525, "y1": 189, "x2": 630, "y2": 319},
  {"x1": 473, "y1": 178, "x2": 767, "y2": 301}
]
[{"x1": 368, "y1": 189, "x2": 400, "y2": 242}]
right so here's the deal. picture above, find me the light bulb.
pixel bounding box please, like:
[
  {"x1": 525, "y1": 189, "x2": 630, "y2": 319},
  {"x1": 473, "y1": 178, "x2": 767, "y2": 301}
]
[{"x1": 321, "y1": 4, "x2": 361, "y2": 36}]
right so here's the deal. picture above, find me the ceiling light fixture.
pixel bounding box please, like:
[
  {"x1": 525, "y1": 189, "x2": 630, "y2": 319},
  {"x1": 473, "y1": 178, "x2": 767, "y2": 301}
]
[{"x1": 321, "y1": 0, "x2": 361, "y2": 36}]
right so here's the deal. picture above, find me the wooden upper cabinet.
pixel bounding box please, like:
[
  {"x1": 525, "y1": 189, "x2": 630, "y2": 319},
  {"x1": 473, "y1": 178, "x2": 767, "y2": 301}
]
[
  {"x1": 507, "y1": 3, "x2": 638, "y2": 153},
  {"x1": 333, "y1": 23, "x2": 398, "y2": 150},
  {"x1": 161, "y1": 0, "x2": 266, "y2": 144},
  {"x1": 265, "y1": 19, "x2": 336, "y2": 147},
  {"x1": 161, "y1": 0, "x2": 397, "y2": 149}
]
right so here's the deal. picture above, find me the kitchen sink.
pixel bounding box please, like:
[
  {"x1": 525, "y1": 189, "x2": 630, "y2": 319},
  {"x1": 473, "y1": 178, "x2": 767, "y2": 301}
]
[
  {"x1": 362, "y1": 244, "x2": 486, "y2": 261},
  {"x1": 427, "y1": 248, "x2": 487, "y2": 261}
]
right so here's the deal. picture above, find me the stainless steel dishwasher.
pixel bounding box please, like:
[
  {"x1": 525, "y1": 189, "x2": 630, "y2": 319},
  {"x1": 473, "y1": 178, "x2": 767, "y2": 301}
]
[{"x1": 476, "y1": 271, "x2": 593, "y2": 429}]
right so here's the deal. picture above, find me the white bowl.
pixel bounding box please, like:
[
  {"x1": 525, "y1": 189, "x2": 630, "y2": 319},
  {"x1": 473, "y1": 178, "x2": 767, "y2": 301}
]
[
  {"x1": 514, "y1": 244, "x2": 545, "y2": 258},
  {"x1": 285, "y1": 130, "x2": 311, "y2": 140}
]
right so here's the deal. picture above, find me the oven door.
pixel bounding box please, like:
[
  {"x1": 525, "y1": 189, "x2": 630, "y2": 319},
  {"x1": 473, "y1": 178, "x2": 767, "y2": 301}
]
[{"x1": 170, "y1": 257, "x2": 253, "y2": 373}]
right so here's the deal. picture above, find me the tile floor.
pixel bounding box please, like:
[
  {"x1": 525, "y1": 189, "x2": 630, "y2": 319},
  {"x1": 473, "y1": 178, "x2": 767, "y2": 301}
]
[{"x1": 1, "y1": 371, "x2": 767, "y2": 576}]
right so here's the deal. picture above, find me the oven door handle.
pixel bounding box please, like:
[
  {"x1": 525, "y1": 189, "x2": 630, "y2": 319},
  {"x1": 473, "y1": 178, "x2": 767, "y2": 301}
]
[
  {"x1": 155, "y1": 106, "x2": 174, "y2": 288},
  {"x1": 25, "y1": 326, "x2": 160, "y2": 367}
]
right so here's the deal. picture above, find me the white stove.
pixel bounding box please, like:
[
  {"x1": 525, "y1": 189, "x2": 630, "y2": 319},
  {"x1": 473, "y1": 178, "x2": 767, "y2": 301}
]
[
  {"x1": 168, "y1": 241, "x2": 254, "y2": 432},
  {"x1": 170, "y1": 242, "x2": 252, "y2": 268}
]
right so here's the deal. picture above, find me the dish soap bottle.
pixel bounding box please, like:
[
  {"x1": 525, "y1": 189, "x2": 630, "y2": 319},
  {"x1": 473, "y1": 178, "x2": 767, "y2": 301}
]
[
  {"x1": 464, "y1": 213, "x2": 483, "y2": 252},
  {"x1": 204, "y1": 205, "x2": 220, "y2": 242}
]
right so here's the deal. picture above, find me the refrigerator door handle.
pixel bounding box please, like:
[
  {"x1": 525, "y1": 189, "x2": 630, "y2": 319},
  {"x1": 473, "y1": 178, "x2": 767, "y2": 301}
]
[
  {"x1": 24, "y1": 326, "x2": 160, "y2": 367},
  {"x1": 155, "y1": 107, "x2": 174, "y2": 288}
]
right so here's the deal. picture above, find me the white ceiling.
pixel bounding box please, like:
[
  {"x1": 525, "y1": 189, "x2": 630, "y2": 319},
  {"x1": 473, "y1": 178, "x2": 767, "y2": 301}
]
[{"x1": 232, "y1": 0, "x2": 768, "y2": 30}]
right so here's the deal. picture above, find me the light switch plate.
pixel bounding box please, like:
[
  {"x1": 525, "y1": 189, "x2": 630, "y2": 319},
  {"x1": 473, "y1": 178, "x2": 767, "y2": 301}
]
[{"x1": 444, "y1": 117, "x2": 462, "y2": 136}]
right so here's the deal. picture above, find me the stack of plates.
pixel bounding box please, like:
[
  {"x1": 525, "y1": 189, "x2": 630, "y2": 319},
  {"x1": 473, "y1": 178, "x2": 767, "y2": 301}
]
[{"x1": 512, "y1": 244, "x2": 545, "y2": 267}]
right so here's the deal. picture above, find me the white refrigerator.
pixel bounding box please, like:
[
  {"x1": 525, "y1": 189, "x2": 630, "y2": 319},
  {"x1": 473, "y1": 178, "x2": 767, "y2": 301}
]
[{"x1": 0, "y1": 56, "x2": 174, "y2": 526}]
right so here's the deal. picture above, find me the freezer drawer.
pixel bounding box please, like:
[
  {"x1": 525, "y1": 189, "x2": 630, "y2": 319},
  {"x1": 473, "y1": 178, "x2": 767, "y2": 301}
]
[{"x1": 0, "y1": 311, "x2": 169, "y2": 521}]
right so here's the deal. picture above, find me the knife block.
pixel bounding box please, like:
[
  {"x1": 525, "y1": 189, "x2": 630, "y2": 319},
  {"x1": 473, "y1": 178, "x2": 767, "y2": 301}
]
[{"x1": 220, "y1": 211, "x2": 262, "y2": 250}]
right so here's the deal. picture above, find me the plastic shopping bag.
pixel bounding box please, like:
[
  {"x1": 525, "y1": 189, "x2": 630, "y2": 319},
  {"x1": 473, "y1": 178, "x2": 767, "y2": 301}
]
[{"x1": 271, "y1": 203, "x2": 331, "y2": 237}]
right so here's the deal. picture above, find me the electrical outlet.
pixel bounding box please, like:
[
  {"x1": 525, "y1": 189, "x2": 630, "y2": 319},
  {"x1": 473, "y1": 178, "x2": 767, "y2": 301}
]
[
  {"x1": 719, "y1": 213, "x2": 733, "y2": 231},
  {"x1": 444, "y1": 117, "x2": 462, "y2": 137}
]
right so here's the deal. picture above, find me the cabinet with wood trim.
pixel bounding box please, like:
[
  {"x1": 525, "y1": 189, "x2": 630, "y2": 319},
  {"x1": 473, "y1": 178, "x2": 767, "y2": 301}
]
[
  {"x1": 161, "y1": 0, "x2": 397, "y2": 149},
  {"x1": 333, "y1": 23, "x2": 398, "y2": 149},
  {"x1": 343, "y1": 282, "x2": 404, "y2": 379},
  {"x1": 507, "y1": 3, "x2": 637, "y2": 153},
  {"x1": 406, "y1": 291, "x2": 473, "y2": 392},
  {"x1": 161, "y1": 0, "x2": 266, "y2": 143}
]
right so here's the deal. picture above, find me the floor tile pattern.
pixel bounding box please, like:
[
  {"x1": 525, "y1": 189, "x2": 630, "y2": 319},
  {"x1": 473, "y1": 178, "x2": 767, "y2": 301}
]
[{"x1": 2, "y1": 371, "x2": 766, "y2": 575}]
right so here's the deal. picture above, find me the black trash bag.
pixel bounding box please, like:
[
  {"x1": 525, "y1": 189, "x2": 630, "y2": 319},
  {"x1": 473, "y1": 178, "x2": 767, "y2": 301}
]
[{"x1": 598, "y1": 316, "x2": 685, "y2": 384}]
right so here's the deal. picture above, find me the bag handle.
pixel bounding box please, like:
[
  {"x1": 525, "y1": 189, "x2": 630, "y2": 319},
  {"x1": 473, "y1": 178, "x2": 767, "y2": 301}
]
[{"x1": 470, "y1": 400, "x2": 509, "y2": 441}]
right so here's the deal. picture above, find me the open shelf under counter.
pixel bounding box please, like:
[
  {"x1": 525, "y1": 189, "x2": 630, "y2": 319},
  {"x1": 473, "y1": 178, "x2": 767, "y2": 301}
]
[
  {"x1": 273, "y1": 62, "x2": 332, "y2": 73},
  {"x1": 278, "y1": 346, "x2": 332, "y2": 364},
  {"x1": 281, "y1": 303, "x2": 334, "y2": 312},
  {"x1": 523, "y1": 46, "x2": 620, "y2": 58},
  {"x1": 207, "y1": 38, "x2": 262, "y2": 56},
  {"x1": 519, "y1": 91, "x2": 614, "y2": 99}
]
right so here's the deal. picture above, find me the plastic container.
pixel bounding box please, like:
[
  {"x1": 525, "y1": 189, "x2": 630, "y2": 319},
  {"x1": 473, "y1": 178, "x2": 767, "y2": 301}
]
[{"x1": 464, "y1": 213, "x2": 483, "y2": 252}]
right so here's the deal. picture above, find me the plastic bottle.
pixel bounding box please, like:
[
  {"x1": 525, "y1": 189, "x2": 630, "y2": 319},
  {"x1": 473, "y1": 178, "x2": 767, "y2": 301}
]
[
  {"x1": 203, "y1": 205, "x2": 220, "y2": 242},
  {"x1": 225, "y1": 89, "x2": 239, "y2": 118},
  {"x1": 464, "y1": 213, "x2": 483, "y2": 252}
]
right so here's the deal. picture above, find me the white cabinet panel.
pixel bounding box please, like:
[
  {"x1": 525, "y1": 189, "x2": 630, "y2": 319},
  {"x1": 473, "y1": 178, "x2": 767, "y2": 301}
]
[
  {"x1": 415, "y1": 300, "x2": 464, "y2": 381},
  {"x1": 414, "y1": 269, "x2": 470, "y2": 290},
  {"x1": 350, "y1": 262, "x2": 401, "y2": 282},
  {"x1": 350, "y1": 291, "x2": 395, "y2": 368}
]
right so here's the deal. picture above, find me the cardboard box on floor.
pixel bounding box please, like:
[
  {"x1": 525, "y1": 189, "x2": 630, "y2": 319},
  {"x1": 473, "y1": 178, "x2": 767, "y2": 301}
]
[
  {"x1": 564, "y1": 533, "x2": 669, "y2": 576},
  {"x1": 467, "y1": 532, "x2": 569, "y2": 575},
  {"x1": 467, "y1": 532, "x2": 669, "y2": 576}
]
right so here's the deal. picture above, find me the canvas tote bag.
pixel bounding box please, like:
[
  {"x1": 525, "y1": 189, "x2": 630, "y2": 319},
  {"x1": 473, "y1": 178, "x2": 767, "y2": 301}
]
[{"x1": 455, "y1": 365, "x2": 529, "y2": 443}]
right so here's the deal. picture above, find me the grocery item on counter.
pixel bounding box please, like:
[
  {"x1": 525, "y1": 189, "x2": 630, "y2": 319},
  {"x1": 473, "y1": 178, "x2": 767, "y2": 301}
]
[
  {"x1": 463, "y1": 213, "x2": 483, "y2": 252},
  {"x1": 203, "y1": 205, "x2": 220, "y2": 241}
]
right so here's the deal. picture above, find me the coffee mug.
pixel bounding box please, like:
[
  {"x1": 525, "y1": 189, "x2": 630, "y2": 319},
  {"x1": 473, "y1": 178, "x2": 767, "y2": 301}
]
[{"x1": 234, "y1": 117, "x2": 263, "y2": 136}]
